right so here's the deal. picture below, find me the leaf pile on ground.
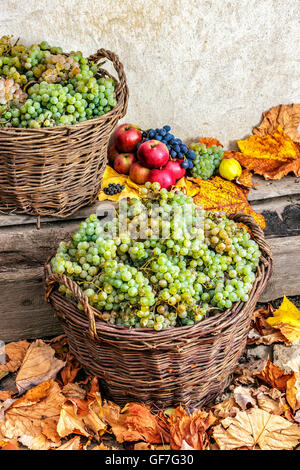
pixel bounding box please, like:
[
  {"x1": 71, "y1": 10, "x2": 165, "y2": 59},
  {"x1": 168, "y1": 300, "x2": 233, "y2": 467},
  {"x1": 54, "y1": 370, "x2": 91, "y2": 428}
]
[{"x1": 1, "y1": 297, "x2": 299, "y2": 452}]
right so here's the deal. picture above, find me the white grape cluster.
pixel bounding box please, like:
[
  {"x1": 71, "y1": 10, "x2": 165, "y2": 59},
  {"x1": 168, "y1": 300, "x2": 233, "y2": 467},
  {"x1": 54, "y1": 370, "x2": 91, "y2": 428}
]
[
  {"x1": 0, "y1": 77, "x2": 27, "y2": 108},
  {"x1": 51, "y1": 183, "x2": 261, "y2": 331},
  {"x1": 0, "y1": 35, "x2": 117, "y2": 128}
]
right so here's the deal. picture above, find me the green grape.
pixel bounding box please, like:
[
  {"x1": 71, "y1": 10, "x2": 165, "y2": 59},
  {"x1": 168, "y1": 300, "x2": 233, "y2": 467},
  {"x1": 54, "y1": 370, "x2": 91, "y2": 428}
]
[
  {"x1": 0, "y1": 35, "x2": 117, "y2": 128},
  {"x1": 51, "y1": 183, "x2": 260, "y2": 330},
  {"x1": 190, "y1": 142, "x2": 224, "y2": 179}
]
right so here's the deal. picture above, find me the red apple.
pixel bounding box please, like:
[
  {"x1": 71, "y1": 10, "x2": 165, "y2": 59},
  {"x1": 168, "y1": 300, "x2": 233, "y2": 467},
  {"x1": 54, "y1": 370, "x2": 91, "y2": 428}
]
[
  {"x1": 137, "y1": 140, "x2": 169, "y2": 169},
  {"x1": 148, "y1": 168, "x2": 175, "y2": 190},
  {"x1": 114, "y1": 124, "x2": 142, "y2": 152},
  {"x1": 129, "y1": 161, "x2": 151, "y2": 185},
  {"x1": 113, "y1": 153, "x2": 136, "y2": 175},
  {"x1": 107, "y1": 144, "x2": 120, "y2": 165},
  {"x1": 164, "y1": 160, "x2": 186, "y2": 181}
]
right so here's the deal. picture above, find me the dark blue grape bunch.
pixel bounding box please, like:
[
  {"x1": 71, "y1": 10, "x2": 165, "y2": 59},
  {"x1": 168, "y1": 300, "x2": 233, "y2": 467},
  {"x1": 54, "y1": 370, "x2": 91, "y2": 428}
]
[{"x1": 139, "y1": 125, "x2": 196, "y2": 169}]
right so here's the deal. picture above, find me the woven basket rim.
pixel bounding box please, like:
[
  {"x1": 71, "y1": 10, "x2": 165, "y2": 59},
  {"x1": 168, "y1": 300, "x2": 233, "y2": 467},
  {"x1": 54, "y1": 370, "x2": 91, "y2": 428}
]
[
  {"x1": 44, "y1": 212, "x2": 273, "y2": 341},
  {"x1": 0, "y1": 49, "x2": 127, "y2": 134}
]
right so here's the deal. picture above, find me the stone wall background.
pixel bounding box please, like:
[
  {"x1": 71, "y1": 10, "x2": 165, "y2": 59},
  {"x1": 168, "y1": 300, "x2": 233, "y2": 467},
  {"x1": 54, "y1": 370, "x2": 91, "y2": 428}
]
[{"x1": 1, "y1": 0, "x2": 299, "y2": 148}]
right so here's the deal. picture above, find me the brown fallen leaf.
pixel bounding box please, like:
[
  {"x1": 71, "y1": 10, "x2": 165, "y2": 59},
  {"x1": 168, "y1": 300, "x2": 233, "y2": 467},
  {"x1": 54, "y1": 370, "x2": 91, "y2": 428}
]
[
  {"x1": 213, "y1": 408, "x2": 300, "y2": 450},
  {"x1": 212, "y1": 398, "x2": 240, "y2": 419},
  {"x1": 169, "y1": 406, "x2": 216, "y2": 450},
  {"x1": 253, "y1": 104, "x2": 300, "y2": 143},
  {"x1": 57, "y1": 394, "x2": 106, "y2": 439},
  {"x1": 286, "y1": 375, "x2": 300, "y2": 412},
  {"x1": 0, "y1": 440, "x2": 19, "y2": 450},
  {"x1": 100, "y1": 401, "x2": 165, "y2": 444},
  {"x1": 56, "y1": 436, "x2": 82, "y2": 450},
  {"x1": 0, "y1": 340, "x2": 30, "y2": 380},
  {"x1": 15, "y1": 339, "x2": 65, "y2": 394},
  {"x1": 266, "y1": 296, "x2": 300, "y2": 345},
  {"x1": 255, "y1": 358, "x2": 293, "y2": 391},
  {"x1": 59, "y1": 354, "x2": 81, "y2": 386},
  {"x1": 252, "y1": 385, "x2": 287, "y2": 415},
  {"x1": 62, "y1": 382, "x2": 86, "y2": 401},
  {"x1": 0, "y1": 391, "x2": 14, "y2": 402},
  {"x1": 0, "y1": 379, "x2": 65, "y2": 450},
  {"x1": 92, "y1": 442, "x2": 118, "y2": 450},
  {"x1": 233, "y1": 386, "x2": 256, "y2": 410},
  {"x1": 248, "y1": 305, "x2": 287, "y2": 345},
  {"x1": 232, "y1": 358, "x2": 267, "y2": 386}
]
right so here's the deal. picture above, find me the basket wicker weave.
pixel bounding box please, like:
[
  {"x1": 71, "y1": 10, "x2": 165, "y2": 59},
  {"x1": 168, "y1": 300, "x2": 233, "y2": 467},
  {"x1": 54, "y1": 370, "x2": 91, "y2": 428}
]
[
  {"x1": 44, "y1": 213, "x2": 272, "y2": 408},
  {"x1": 0, "y1": 49, "x2": 128, "y2": 218}
]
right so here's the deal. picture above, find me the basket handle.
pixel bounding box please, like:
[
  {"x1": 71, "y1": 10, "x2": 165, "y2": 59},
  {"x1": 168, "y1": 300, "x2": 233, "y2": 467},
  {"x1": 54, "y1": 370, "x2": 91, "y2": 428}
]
[
  {"x1": 44, "y1": 267, "x2": 99, "y2": 341},
  {"x1": 88, "y1": 48, "x2": 129, "y2": 119},
  {"x1": 228, "y1": 212, "x2": 272, "y2": 258}
]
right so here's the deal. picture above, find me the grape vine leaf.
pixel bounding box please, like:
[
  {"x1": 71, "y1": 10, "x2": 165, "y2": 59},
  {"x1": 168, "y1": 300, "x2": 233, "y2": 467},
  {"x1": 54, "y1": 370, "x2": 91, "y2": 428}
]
[
  {"x1": 213, "y1": 408, "x2": 300, "y2": 450},
  {"x1": 235, "y1": 126, "x2": 300, "y2": 180},
  {"x1": 253, "y1": 104, "x2": 300, "y2": 143},
  {"x1": 191, "y1": 176, "x2": 266, "y2": 229}
]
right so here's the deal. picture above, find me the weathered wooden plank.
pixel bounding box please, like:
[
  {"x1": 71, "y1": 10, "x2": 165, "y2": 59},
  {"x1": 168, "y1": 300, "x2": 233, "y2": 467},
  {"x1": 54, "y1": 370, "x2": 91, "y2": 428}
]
[
  {"x1": 0, "y1": 200, "x2": 115, "y2": 228},
  {"x1": 259, "y1": 235, "x2": 300, "y2": 302},
  {"x1": 249, "y1": 175, "x2": 300, "y2": 201},
  {"x1": 0, "y1": 267, "x2": 63, "y2": 342},
  {"x1": 0, "y1": 175, "x2": 299, "y2": 228},
  {"x1": 251, "y1": 196, "x2": 300, "y2": 238}
]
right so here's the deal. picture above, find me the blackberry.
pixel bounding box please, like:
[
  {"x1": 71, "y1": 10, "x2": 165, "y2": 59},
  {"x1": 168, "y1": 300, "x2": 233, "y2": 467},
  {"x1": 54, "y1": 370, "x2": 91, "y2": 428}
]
[{"x1": 103, "y1": 183, "x2": 125, "y2": 195}]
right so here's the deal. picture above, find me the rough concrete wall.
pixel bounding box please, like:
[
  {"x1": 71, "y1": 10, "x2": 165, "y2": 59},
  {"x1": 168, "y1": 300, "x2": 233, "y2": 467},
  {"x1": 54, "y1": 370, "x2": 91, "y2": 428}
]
[{"x1": 1, "y1": 0, "x2": 299, "y2": 148}]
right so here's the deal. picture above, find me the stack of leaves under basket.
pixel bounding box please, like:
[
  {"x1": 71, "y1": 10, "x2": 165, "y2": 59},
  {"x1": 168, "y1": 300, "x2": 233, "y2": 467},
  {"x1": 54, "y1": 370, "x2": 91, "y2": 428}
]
[{"x1": 45, "y1": 183, "x2": 272, "y2": 407}]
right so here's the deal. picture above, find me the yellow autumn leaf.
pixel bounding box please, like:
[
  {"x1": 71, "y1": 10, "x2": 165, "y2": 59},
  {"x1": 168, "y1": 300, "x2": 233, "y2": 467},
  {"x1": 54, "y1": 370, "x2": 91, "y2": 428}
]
[
  {"x1": 236, "y1": 126, "x2": 300, "y2": 180},
  {"x1": 98, "y1": 166, "x2": 141, "y2": 201},
  {"x1": 266, "y1": 296, "x2": 300, "y2": 344}
]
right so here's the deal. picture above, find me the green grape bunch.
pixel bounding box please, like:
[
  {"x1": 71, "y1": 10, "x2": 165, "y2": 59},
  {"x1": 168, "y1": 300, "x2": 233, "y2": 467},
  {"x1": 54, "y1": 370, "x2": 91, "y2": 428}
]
[
  {"x1": 190, "y1": 142, "x2": 224, "y2": 179},
  {"x1": 51, "y1": 183, "x2": 261, "y2": 331},
  {"x1": 0, "y1": 35, "x2": 117, "y2": 128}
]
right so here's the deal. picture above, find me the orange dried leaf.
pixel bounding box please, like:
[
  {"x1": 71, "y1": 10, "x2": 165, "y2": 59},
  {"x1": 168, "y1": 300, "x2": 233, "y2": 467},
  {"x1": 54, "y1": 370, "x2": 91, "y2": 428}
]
[
  {"x1": 192, "y1": 176, "x2": 265, "y2": 229},
  {"x1": 199, "y1": 137, "x2": 223, "y2": 147},
  {"x1": 253, "y1": 104, "x2": 300, "y2": 143},
  {"x1": 100, "y1": 401, "x2": 165, "y2": 444},
  {"x1": 255, "y1": 359, "x2": 293, "y2": 391},
  {"x1": 236, "y1": 126, "x2": 300, "y2": 180},
  {"x1": 169, "y1": 406, "x2": 216, "y2": 450},
  {"x1": 236, "y1": 169, "x2": 253, "y2": 188}
]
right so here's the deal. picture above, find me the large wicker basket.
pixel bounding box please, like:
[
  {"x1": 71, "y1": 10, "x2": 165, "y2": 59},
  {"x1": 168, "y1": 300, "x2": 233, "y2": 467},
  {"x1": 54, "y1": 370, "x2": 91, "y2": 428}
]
[
  {"x1": 0, "y1": 49, "x2": 128, "y2": 218},
  {"x1": 44, "y1": 213, "x2": 272, "y2": 408}
]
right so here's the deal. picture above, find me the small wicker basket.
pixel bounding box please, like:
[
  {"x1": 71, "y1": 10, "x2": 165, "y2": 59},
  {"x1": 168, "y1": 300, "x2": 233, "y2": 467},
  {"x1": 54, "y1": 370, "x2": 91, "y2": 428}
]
[
  {"x1": 44, "y1": 213, "x2": 272, "y2": 408},
  {"x1": 0, "y1": 49, "x2": 128, "y2": 218}
]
